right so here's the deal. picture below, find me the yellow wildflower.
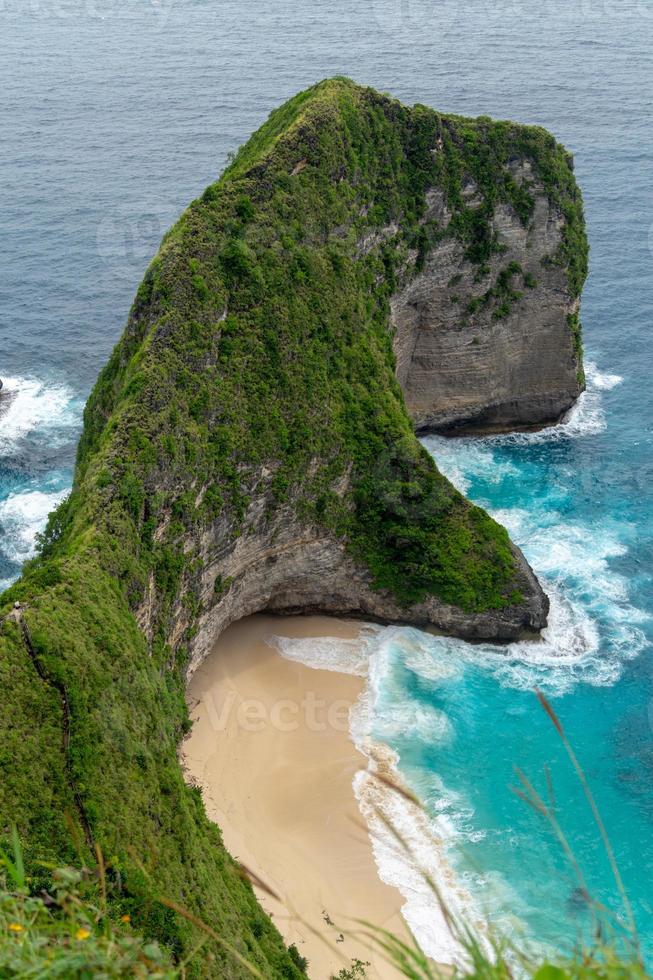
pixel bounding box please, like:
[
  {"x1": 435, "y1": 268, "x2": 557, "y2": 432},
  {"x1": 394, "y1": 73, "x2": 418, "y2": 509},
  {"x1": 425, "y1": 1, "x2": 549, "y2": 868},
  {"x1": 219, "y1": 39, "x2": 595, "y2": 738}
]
[
  {"x1": 75, "y1": 928, "x2": 90, "y2": 941},
  {"x1": 8, "y1": 923, "x2": 24, "y2": 933},
  {"x1": 120, "y1": 914, "x2": 130, "y2": 923}
]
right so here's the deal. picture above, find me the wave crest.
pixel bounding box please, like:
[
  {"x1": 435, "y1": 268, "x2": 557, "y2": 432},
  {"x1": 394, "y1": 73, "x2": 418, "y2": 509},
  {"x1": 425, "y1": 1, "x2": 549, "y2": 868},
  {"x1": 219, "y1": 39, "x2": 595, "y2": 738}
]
[{"x1": 0, "y1": 376, "x2": 82, "y2": 455}]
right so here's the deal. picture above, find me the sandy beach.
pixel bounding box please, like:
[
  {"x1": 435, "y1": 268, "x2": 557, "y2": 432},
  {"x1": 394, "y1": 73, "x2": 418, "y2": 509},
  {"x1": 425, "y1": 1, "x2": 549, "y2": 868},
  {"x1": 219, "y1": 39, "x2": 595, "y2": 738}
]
[{"x1": 182, "y1": 614, "x2": 410, "y2": 979}]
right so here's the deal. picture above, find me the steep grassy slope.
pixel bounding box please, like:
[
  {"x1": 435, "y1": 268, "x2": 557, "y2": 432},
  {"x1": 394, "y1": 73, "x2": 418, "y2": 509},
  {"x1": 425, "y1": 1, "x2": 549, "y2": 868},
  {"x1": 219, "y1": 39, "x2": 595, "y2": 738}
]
[{"x1": 0, "y1": 79, "x2": 586, "y2": 975}]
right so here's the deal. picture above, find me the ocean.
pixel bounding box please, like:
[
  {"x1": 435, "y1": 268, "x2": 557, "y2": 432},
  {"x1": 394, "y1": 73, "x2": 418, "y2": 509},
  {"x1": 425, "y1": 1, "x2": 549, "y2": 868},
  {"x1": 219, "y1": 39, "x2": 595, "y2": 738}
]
[{"x1": 2, "y1": 0, "x2": 652, "y2": 964}]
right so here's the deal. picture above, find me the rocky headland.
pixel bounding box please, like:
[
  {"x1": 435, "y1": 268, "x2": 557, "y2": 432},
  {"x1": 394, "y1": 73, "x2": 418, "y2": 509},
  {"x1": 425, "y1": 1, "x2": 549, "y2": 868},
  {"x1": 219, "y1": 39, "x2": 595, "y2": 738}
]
[{"x1": 0, "y1": 78, "x2": 587, "y2": 977}]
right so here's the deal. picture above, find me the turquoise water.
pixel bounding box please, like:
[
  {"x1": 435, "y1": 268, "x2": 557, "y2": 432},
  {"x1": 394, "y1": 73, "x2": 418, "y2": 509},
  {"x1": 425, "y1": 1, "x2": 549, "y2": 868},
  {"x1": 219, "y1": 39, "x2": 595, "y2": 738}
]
[
  {"x1": 278, "y1": 363, "x2": 653, "y2": 960},
  {"x1": 369, "y1": 378, "x2": 653, "y2": 957},
  {"x1": 1, "y1": 0, "x2": 652, "y2": 961}
]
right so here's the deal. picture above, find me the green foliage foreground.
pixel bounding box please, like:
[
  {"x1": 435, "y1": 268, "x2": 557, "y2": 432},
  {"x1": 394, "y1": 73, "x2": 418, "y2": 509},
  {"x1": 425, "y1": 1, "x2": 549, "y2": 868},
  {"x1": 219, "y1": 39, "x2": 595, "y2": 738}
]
[
  {"x1": 0, "y1": 79, "x2": 588, "y2": 976},
  {"x1": 0, "y1": 845, "x2": 645, "y2": 980}
]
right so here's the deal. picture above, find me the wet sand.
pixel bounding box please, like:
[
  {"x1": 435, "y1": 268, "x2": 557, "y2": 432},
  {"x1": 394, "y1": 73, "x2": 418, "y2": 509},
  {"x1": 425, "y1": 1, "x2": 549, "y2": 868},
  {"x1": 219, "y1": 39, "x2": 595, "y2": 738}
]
[{"x1": 182, "y1": 614, "x2": 409, "y2": 979}]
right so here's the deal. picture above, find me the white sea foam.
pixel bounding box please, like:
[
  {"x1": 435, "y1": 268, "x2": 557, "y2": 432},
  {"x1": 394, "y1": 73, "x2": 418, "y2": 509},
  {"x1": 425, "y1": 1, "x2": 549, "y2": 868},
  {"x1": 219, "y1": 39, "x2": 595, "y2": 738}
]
[
  {"x1": 489, "y1": 508, "x2": 646, "y2": 691},
  {"x1": 0, "y1": 376, "x2": 81, "y2": 454},
  {"x1": 421, "y1": 438, "x2": 517, "y2": 495},
  {"x1": 269, "y1": 626, "x2": 380, "y2": 676},
  {"x1": 0, "y1": 376, "x2": 82, "y2": 588},
  {"x1": 401, "y1": 635, "x2": 463, "y2": 684},
  {"x1": 273, "y1": 625, "x2": 536, "y2": 964},
  {"x1": 353, "y1": 761, "x2": 480, "y2": 967},
  {"x1": 352, "y1": 631, "x2": 490, "y2": 965},
  {"x1": 0, "y1": 377, "x2": 82, "y2": 590},
  {"x1": 585, "y1": 361, "x2": 623, "y2": 391},
  {"x1": 423, "y1": 360, "x2": 646, "y2": 692},
  {"x1": 268, "y1": 357, "x2": 638, "y2": 963},
  {"x1": 424, "y1": 360, "x2": 623, "y2": 473},
  {"x1": 494, "y1": 360, "x2": 621, "y2": 445},
  {"x1": 375, "y1": 690, "x2": 452, "y2": 743},
  {"x1": 0, "y1": 488, "x2": 68, "y2": 565}
]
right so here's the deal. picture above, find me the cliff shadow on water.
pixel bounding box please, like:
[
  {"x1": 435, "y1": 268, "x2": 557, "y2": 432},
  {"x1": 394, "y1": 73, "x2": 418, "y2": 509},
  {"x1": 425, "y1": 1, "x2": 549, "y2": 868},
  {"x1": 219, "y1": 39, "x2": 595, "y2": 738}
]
[{"x1": 0, "y1": 78, "x2": 586, "y2": 976}]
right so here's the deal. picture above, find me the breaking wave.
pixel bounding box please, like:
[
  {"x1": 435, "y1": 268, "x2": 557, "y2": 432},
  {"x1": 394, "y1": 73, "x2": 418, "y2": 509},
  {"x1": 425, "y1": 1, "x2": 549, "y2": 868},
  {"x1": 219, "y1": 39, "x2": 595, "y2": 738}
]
[
  {"x1": 0, "y1": 376, "x2": 81, "y2": 591},
  {"x1": 271, "y1": 356, "x2": 648, "y2": 965}
]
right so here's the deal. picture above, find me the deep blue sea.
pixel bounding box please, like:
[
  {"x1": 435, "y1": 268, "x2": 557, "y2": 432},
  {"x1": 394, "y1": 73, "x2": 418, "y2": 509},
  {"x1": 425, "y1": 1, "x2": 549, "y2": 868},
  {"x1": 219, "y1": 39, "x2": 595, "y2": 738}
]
[{"x1": 2, "y1": 0, "x2": 653, "y2": 965}]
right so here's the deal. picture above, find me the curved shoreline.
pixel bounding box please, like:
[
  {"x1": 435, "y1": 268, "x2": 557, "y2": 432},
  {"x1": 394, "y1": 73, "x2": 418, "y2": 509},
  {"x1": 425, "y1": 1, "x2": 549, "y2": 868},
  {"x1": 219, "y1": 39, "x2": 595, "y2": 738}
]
[{"x1": 182, "y1": 614, "x2": 411, "y2": 979}]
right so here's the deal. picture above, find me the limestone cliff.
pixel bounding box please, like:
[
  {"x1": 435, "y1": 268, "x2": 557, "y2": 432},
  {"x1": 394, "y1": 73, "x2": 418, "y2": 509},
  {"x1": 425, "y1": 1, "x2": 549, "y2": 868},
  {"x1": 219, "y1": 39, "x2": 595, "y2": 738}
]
[
  {"x1": 393, "y1": 163, "x2": 586, "y2": 434},
  {"x1": 0, "y1": 79, "x2": 587, "y2": 978},
  {"x1": 184, "y1": 482, "x2": 546, "y2": 679}
]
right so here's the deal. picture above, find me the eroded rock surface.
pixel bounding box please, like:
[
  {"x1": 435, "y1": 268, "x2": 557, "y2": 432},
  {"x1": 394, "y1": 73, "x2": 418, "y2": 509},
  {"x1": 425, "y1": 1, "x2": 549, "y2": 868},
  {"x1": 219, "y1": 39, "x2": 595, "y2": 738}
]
[
  {"x1": 179, "y1": 480, "x2": 549, "y2": 678},
  {"x1": 393, "y1": 163, "x2": 583, "y2": 434}
]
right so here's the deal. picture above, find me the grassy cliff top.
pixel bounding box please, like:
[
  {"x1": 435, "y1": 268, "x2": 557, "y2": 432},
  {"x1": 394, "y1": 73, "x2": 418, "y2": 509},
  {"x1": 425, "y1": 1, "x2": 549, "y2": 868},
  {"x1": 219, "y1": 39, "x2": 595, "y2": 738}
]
[{"x1": 0, "y1": 79, "x2": 587, "y2": 977}]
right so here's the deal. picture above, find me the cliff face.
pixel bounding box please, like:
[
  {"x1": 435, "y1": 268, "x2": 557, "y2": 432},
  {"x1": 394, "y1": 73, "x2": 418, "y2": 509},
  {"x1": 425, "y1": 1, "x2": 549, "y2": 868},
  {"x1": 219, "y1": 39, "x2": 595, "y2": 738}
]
[
  {"x1": 393, "y1": 165, "x2": 585, "y2": 433},
  {"x1": 0, "y1": 79, "x2": 586, "y2": 977},
  {"x1": 183, "y1": 480, "x2": 545, "y2": 678}
]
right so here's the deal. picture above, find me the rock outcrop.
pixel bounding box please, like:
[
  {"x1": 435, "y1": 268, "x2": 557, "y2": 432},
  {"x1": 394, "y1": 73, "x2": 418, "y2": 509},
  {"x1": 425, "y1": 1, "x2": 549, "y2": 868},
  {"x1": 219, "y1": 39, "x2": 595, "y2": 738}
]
[
  {"x1": 183, "y1": 487, "x2": 547, "y2": 679},
  {"x1": 393, "y1": 166, "x2": 585, "y2": 434}
]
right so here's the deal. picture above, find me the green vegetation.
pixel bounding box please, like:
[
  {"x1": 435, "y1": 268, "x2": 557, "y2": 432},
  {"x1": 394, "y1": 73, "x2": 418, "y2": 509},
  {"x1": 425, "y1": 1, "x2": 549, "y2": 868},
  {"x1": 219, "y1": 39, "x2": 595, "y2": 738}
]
[
  {"x1": 465, "y1": 260, "x2": 538, "y2": 321},
  {"x1": 0, "y1": 832, "x2": 175, "y2": 978},
  {"x1": 0, "y1": 79, "x2": 588, "y2": 976},
  {"x1": 427, "y1": 110, "x2": 587, "y2": 300},
  {"x1": 0, "y1": 837, "x2": 645, "y2": 980},
  {"x1": 332, "y1": 961, "x2": 370, "y2": 979},
  {"x1": 569, "y1": 311, "x2": 586, "y2": 386}
]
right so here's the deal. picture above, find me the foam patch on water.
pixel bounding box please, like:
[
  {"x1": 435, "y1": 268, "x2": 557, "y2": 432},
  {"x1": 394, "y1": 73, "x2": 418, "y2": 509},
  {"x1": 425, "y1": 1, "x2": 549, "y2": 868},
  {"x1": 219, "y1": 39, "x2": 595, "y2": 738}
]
[
  {"x1": 355, "y1": 766, "x2": 538, "y2": 967},
  {"x1": 274, "y1": 624, "x2": 539, "y2": 964},
  {"x1": 372, "y1": 689, "x2": 452, "y2": 743},
  {"x1": 354, "y1": 631, "x2": 494, "y2": 965},
  {"x1": 353, "y1": 759, "x2": 482, "y2": 967},
  {"x1": 491, "y1": 509, "x2": 646, "y2": 691},
  {"x1": 423, "y1": 362, "x2": 646, "y2": 693},
  {"x1": 0, "y1": 376, "x2": 82, "y2": 588},
  {"x1": 585, "y1": 361, "x2": 623, "y2": 391},
  {"x1": 356, "y1": 785, "x2": 541, "y2": 968},
  {"x1": 494, "y1": 360, "x2": 621, "y2": 445},
  {"x1": 398, "y1": 631, "x2": 464, "y2": 684},
  {"x1": 0, "y1": 488, "x2": 68, "y2": 566},
  {"x1": 424, "y1": 440, "x2": 520, "y2": 495},
  {"x1": 269, "y1": 626, "x2": 380, "y2": 676},
  {"x1": 423, "y1": 361, "x2": 623, "y2": 472},
  {"x1": 266, "y1": 357, "x2": 642, "y2": 965},
  {"x1": 0, "y1": 376, "x2": 82, "y2": 454},
  {"x1": 436, "y1": 592, "x2": 631, "y2": 696}
]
